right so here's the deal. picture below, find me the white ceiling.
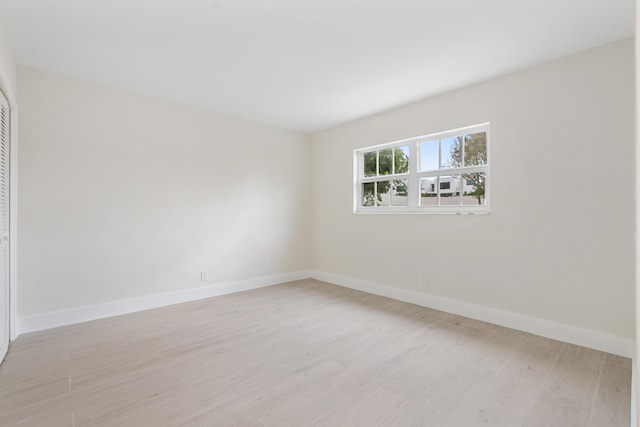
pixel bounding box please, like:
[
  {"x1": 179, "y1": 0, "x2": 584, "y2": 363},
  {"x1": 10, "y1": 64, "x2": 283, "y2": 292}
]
[{"x1": 0, "y1": 0, "x2": 634, "y2": 133}]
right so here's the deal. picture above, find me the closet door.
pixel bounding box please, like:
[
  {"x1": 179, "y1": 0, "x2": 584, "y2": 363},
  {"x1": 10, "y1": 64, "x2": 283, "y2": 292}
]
[{"x1": 0, "y1": 90, "x2": 9, "y2": 362}]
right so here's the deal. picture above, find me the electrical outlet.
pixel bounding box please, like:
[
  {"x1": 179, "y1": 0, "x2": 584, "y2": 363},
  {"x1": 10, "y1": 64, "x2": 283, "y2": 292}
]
[
  {"x1": 200, "y1": 271, "x2": 208, "y2": 282},
  {"x1": 420, "y1": 275, "x2": 428, "y2": 286}
]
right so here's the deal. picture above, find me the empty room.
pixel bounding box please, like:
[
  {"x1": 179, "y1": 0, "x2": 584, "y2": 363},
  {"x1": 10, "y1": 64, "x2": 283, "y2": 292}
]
[{"x1": 0, "y1": 0, "x2": 638, "y2": 426}]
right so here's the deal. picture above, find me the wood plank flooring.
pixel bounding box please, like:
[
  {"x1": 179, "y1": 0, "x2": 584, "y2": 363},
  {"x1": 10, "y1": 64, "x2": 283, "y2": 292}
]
[{"x1": 0, "y1": 279, "x2": 631, "y2": 426}]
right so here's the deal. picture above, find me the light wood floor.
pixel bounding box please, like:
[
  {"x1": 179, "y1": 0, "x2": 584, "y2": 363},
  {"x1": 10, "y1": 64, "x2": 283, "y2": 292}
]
[{"x1": 0, "y1": 279, "x2": 631, "y2": 426}]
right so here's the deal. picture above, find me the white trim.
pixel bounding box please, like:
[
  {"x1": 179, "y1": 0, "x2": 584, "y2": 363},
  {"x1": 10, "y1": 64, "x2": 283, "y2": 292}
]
[
  {"x1": 308, "y1": 270, "x2": 634, "y2": 358},
  {"x1": 8, "y1": 109, "x2": 16, "y2": 341},
  {"x1": 0, "y1": 45, "x2": 16, "y2": 344},
  {"x1": 635, "y1": 1, "x2": 640, "y2": 423},
  {"x1": 360, "y1": 172, "x2": 410, "y2": 183},
  {"x1": 356, "y1": 205, "x2": 491, "y2": 215},
  {"x1": 17, "y1": 270, "x2": 313, "y2": 335},
  {"x1": 0, "y1": 63, "x2": 16, "y2": 108}
]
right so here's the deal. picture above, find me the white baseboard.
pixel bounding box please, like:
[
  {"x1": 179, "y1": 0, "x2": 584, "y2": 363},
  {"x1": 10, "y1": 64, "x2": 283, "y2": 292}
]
[
  {"x1": 309, "y1": 270, "x2": 635, "y2": 358},
  {"x1": 0, "y1": 340, "x2": 7, "y2": 364},
  {"x1": 17, "y1": 269, "x2": 634, "y2": 359},
  {"x1": 17, "y1": 270, "x2": 313, "y2": 336}
]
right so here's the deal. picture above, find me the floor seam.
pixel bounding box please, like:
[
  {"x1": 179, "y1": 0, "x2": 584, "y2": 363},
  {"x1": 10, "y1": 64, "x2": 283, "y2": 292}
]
[
  {"x1": 587, "y1": 352, "x2": 606, "y2": 426},
  {"x1": 518, "y1": 341, "x2": 566, "y2": 427}
]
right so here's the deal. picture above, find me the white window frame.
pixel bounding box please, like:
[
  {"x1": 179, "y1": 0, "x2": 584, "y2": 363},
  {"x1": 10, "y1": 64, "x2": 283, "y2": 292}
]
[{"x1": 354, "y1": 123, "x2": 490, "y2": 214}]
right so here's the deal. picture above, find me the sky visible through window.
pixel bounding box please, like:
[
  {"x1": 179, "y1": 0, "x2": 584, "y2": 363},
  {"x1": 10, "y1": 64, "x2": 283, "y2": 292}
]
[{"x1": 419, "y1": 137, "x2": 460, "y2": 171}]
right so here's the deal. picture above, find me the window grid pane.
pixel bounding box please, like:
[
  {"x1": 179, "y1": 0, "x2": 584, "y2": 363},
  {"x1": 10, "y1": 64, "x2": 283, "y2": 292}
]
[{"x1": 364, "y1": 151, "x2": 376, "y2": 177}]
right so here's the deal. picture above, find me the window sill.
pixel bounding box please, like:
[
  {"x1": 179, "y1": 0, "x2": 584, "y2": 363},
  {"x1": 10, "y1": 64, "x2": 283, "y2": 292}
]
[{"x1": 354, "y1": 207, "x2": 490, "y2": 215}]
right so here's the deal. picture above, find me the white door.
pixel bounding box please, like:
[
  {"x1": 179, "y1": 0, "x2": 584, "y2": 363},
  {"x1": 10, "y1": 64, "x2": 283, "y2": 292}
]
[{"x1": 0, "y1": 90, "x2": 9, "y2": 362}]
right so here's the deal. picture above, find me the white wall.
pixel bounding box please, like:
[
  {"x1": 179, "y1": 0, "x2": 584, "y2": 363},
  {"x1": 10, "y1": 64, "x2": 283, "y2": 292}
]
[
  {"x1": 0, "y1": 17, "x2": 15, "y2": 103},
  {"x1": 17, "y1": 67, "x2": 311, "y2": 317},
  {"x1": 634, "y1": 1, "x2": 639, "y2": 423},
  {"x1": 14, "y1": 38, "x2": 636, "y2": 352},
  {"x1": 311, "y1": 39, "x2": 635, "y2": 341}
]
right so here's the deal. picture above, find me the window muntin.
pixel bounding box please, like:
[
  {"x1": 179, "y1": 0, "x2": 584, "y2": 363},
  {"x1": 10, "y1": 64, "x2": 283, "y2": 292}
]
[{"x1": 355, "y1": 123, "x2": 489, "y2": 214}]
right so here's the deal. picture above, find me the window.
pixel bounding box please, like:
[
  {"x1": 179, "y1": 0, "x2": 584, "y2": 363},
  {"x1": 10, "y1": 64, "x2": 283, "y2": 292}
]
[{"x1": 354, "y1": 123, "x2": 489, "y2": 213}]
